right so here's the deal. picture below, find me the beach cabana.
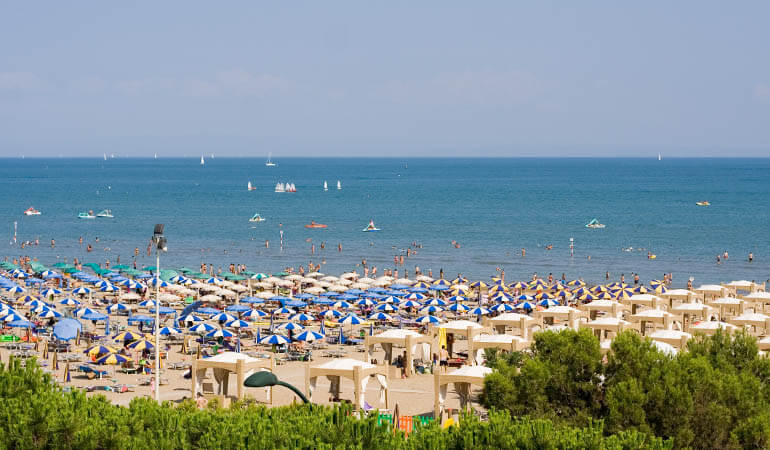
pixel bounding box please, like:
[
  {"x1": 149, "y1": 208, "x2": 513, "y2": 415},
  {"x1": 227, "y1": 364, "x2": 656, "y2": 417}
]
[
  {"x1": 305, "y1": 358, "x2": 389, "y2": 411},
  {"x1": 579, "y1": 317, "x2": 630, "y2": 340},
  {"x1": 629, "y1": 309, "x2": 680, "y2": 335},
  {"x1": 484, "y1": 313, "x2": 538, "y2": 339},
  {"x1": 670, "y1": 302, "x2": 717, "y2": 330},
  {"x1": 468, "y1": 334, "x2": 528, "y2": 365},
  {"x1": 695, "y1": 285, "x2": 727, "y2": 302},
  {"x1": 623, "y1": 294, "x2": 663, "y2": 314},
  {"x1": 533, "y1": 306, "x2": 585, "y2": 330},
  {"x1": 649, "y1": 329, "x2": 692, "y2": 349},
  {"x1": 659, "y1": 289, "x2": 697, "y2": 309},
  {"x1": 434, "y1": 320, "x2": 485, "y2": 364},
  {"x1": 191, "y1": 351, "x2": 275, "y2": 403},
  {"x1": 579, "y1": 300, "x2": 628, "y2": 320},
  {"x1": 743, "y1": 291, "x2": 770, "y2": 313},
  {"x1": 364, "y1": 329, "x2": 435, "y2": 377},
  {"x1": 690, "y1": 320, "x2": 738, "y2": 336},
  {"x1": 728, "y1": 313, "x2": 770, "y2": 336},
  {"x1": 433, "y1": 365, "x2": 492, "y2": 423},
  {"x1": 707, "y1": 297, "x2": 744, "y2": 319}
]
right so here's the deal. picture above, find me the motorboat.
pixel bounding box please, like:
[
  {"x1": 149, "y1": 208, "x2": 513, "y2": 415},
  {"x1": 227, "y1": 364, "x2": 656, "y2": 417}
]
[
  {"x1": 323, "y1": 181, "x2": 328, "y2": 191},
  {"x1": 696, "y1": 201, "x2": 710, "y2": 206},
  {"x1": 305, "y1": 221, "x2": 327, "y2": 229},
  {"x1": 362, "y1": 220, "x2": 380, "y2": 232},
  {"x1": 265, "y1": 153, "x2": 276, "y2": 167},
  {"x1": 96, "y1": 209, "x2": 114, "y2": 218},
  {"x1": 23, "y1": 207, "x2": 41, "y2": 216},
  {"x1": 247, "y1": 181, "x2": 256, "y2": 191},
  {"x1": 78, "y1": 211, "x2": 96, "y2": 219},
  {"x1": 249, "y1": 213, "x2": 266, "y2": 222},
  {"x1": 585, "y1": 218, "x2": 605, "y2": 229}
]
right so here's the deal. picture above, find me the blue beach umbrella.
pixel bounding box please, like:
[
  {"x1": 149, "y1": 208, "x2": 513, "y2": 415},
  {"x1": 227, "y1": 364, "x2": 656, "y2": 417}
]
[
  {"x1": 319, "y1": 309, "x2": 342, "y2": 318},
  {"x1": 368, "y1": 312, "x2": 392, "y2": 321},
  {"x1": 277, "y1": 322, "x2": 304, "y2": 331},
  {"x1": 40, "y1": 288, "x2": 62, "y2": 297},
  {"x1": 375, "y1": 303, "x2": 398, "y2": 312},
  {"x1": 71, "y1": 287, "x2": 92, "y2": 295},
  {"x1": 138, "y1": 299, "x2": 158, "y2": 308},
  {"x1": 469, "y1": 307, "x2": 490, "y2": 316},
  {"x1": 517, "y1": 301, "x2": 536, "y2": 311},
  {"x1": 294, "y1": 330, "x2": 324, "y2": 342},
  {"x1": 37, "y1": 308, "x2": 63, "y2": 319},
  {"x1": 404, "y1": 293, "x2": 425, "y2": 301},
  {"x1": 210, "y1": 312, "x2": 237, "y2": 322},
  {"x1": 491, "y1": 303, "x2": 515, "y2": 312},
  {"x1": 189, "y1": 323, "x2": 217, "y2": 334},
  {"x1": 225, "y1": 319, "x2": 251, "y2": 329},
  {"x1": 338, "y1": 314, "x2": 364, "y2": 325},
  {"x1": 419, "y1": 305, "x2": 444, "y2": 314},
  {"x1": 59, "y1": 297, "x2": 81, "y2": 307},
  {"x1": 289, "y1": 312, "x2": 315, "y2": 322},
  {"x1": 206, "y1": 329, "x2": 234, "y2": 338},
  {"x1": 196, "y1": 307, "x2": 219, "y2": 315},
  {"x1": 538, "y1": 298, "x2": 560, "y2": 307},
  {"x1": 242, "y1": 309, "x2": 268, "y2": 320},
  {"x1": 448, "y1": 303, "x2": 471, "y2": 313},
  {"x1": 149, "y1": 278, "x2": 169, "y2": 288},
  {"x1": 356, "y1": 298, "x2": 376, "y2": 307},
  {"x1": 423, "y1": 298, "x2": 447, "y2": 306},
  {"x1": 272, "y1": 306, "x2": 295, "y2": 315},
  {"x1": 400, "y1": 300, "x2": 422, "y2": 308},
  {"x1": 3, "y1": 312, "x2": 28, "y2": 322},
  {"x1": 180, "y1": 314, "x2": 203, "y2": 324},
  {"x1": 106, "y1": 303, "x2": 130, "y2": 314},
  {"x1": 158, "y1": 326, "x2": 182, "y2": 335},
  {"x1": 331, "y1": 301, "x2": 352, "y2": 309}
]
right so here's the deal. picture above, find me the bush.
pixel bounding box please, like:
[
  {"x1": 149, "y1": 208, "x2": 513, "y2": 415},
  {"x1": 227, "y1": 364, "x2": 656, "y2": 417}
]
[
  {"x1": 0, "y1": 357, "x2": 669, "y2": 449},
  {"x1": 482, "y1": 328, "x2": 770, "y2": 449}
]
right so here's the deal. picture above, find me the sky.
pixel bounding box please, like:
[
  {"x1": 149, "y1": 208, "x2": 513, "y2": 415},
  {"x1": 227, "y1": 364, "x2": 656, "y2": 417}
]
[{"x1": 1, "y1": 1, "x2": 769, "y2": 157}]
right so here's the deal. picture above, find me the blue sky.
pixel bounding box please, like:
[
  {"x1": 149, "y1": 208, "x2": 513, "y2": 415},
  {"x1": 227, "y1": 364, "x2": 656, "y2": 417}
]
[{"x1": 1, "y1": 1, "x2": 769, "y2": 157}]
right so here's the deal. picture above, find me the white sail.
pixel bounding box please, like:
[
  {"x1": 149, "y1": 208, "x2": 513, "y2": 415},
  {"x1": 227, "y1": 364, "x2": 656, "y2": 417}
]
[
  {"x1": 658, "y1": 153, "x2": 661, "y2": 161},
  {"x1": 200, "y1": 156, "x2": 205, "y2": 165},
  {"x1": 323, "y1": 181, "x2": 328, "y2": 191},
  {"x1": 248, "y1": 181, "x2": 252, "y2": 190},
  {"x1": 275, "y1": 182, "x2": 285, "y2": 193},
  {"x1": 337, "y1": 180, "x2": 341, "y2": 190},
  {"x1": 103, "y1": 153, "x2": 107, "y2": 161},
  {"x1": 154, "y1": 153, "x2": 157, "y2": 159}
]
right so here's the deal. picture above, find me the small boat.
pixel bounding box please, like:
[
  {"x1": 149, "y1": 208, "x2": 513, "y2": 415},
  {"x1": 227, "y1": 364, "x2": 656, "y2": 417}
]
[
  {"x1": 96, "y1": 209, "x2": 114, "y2": 218},
  {"x1": 247, "y1": 181, "x2": 256, "y2": 191},
  {"x1": 658, "y1": 153, "x2": 661, "y2": 161},
  {"x1": 23, "y1": 207, "x2": 41, "y2": 216},
  {"x1": 696, "y1": 201, "x2": 710, "y2": 206},
  {"x1": 200, "y1": 156, "x2": 205, "y2": 165},
  {"x1": 275, "y1": 182, "x2": 285, "y2": 193},
  {"x1": 265, "y1": 153, "x2": 276, "y2": 167},
  {"x1": 249, "y1": 213, "x2": 266, "y2": 222},
  {"x1": 362, "y1": 220, "x2": 380, "y2": 232},
  {"x1": 103, "y1": 153, "x2": 107, "y2": 161},
  {"x1": 78, "y1": 211, "x2": 96, "y2": 219},
  {"x1": 585, "y1": 218, "x2": 605, "y2": 229},
  {"x1": 286, "y1": 183, "x2": 297, "y2": 193},
  {"x1": 323, "y1": 181, "x2": 328, "y2": 191},
  {"x1": 305, "y1": 221, "x2": 327, "y2": 229},
  {"x1": 337, "y1": 180, "x2": 341, "y2": 190}
]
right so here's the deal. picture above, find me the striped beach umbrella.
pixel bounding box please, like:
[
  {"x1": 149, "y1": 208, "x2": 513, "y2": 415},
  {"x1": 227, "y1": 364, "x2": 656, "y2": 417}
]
[
  {"x1": 277, "y1": 322, "x2": 304, "y2": 331},
  {"x1": 400, "y1": 300, "x2": 422, "y2": 308},
  {"x1": 469, "y1": 307, "x2": 490, "y2": 315},
  {"x1": 448, "y1": 303, "x2": 471, "y2": 313},
  {"x1": 517, "y1": 301, "x2": 536, "y2": 311},
  {"x1": 72, "y1": 307, "x2": 96, "y2": 317},
  {"x1": 206, "y1": 329, "x2": 234, "y2": 338},
  {"x1": 85, "y1": 344, "x2": 117, "y2": 356},
  {"x1": 491, "y1": 293, "x2": 515, "y2": 303},
  {"x1": 260, "y1": 334, "x2": 290, "y2": 345},
  {"x1": 356, "y1": 298, "x2": 376, "y2": 307},
  {"x1": 470, "y1": 281, "x2": 488, "y2": 289},
  {"x1": 272, "y1": 307, "x2": 295, "y2": 315},
  {"x1": 491, "y1": 303, "x2": 515, "y2": 312},
  {"x1": 242, "y1": 309, "x2": 268, "y2": 320},
  {"x1": 158, "y1": 326, "x2": 182, "y2": 335},
  {"x1": 424, "y1": 298, "x2": 447, "y2": 307},
  {"x1": 180, "y1": 314, "x2": 204, "y2": 324},
  {"x1": 375, "y1": 303, "x2": 398, "y2": 312},
  {"x1": 404, "y1": 293, "x2": 426, "y2": 301},
  {"x1": 319, "y1": 309, "x2": 342, "y2": 318},
  {"x1": 416, "y1": 315, "x2": 442, "y2": 324},
  {"x1": 71, "y1": 287, "x2": 92, "y2": 295},
  {"x1": 419, "y1": 305, "x2": 444, "y2": 314},
  {"x1": 106, "y1": 303, "x2": 130, "y2": 314},
  {"x1": 289, "y1": 313, "x2": 315, "y2": 322},
  {"x1": 36, "y1": 308, "x2": 63, "y2": 319},
  {"x1": 226, "y1": 319, "x2": 251, "y2": 329},
  {"x1": 113, "y1": 331, "x2": 144, "y2": 341},
  {"x1": 2, "y1": 312, "x2": 27, "y2": 322},
  {"x1": 40, "y1": 288, "x2": 62, "y2": 297},
  {"x1": 96, "y1": 353, "x2": 131, "y2": 365},
  {"x1": 538, "y1": 298, "x2": 560, "y2": 307},
  {"x1": 138, "y1": 299, "x2": 157, "y2": 308},
  {"x1": 190, "y1": 323, "x2": 217, "y2": 334},
  {"x1": 294, "y1": 330, "x2": 324, "y2": 342},
  {"x1": 338, "y1": 314, "x2": 364, "y2": 325},
  {"x1": 368, "y1": 312, "x2": 393, "y2": 321},
  {"x1": 6, "y1": 286, "x2": 25, "y2": 294},
  {"x1": 127, "y1": 339, "x2": 155, "y2": 351},
  {"x1": 59, "y1": 298, "x2": 81, "y2": 306},
  {"x1": 210, "y1": 312, "x2": 237, "y2": 323},
  {"x1": 149, "y1": 277, "x2": 169, "y2": 287},
  {"x1": 331, "y1": 301, "x2": 352, "y2": 309}
]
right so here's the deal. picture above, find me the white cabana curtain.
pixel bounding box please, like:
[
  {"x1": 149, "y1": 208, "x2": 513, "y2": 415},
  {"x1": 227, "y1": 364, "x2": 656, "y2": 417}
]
[{"x1": 309, "y1": 373, "x2": 388, "y2": 408}]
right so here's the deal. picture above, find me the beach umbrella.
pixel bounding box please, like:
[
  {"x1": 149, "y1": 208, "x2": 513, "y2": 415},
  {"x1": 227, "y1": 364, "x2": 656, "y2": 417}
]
[
  {"x1": 319, "y1": 309, "x2": 342, "y2": 318},
  {"x1": 206, "y1": 329, "x2": 234, "y2": 338},
  {"x1": 331, "y1": 301, "x2": 352, "y2": 309},
  {"x1": 416, "y1": 315, "x2": 442, "y2": 324},
  {"x1": 206, "y1": 277, "x2": 224, "y2": 285},
  {"x1": 375, "y1": 303, "x2": 398, "y2": 312},
  {"x1": 289, "y1": 313, "x2": 315, "y2": 322},
  {"x1": 106, "y1": 303, "x2": 130, "y2": 314},
  {"x1": 491, "y1": 293, "x2": 515, "y2": 303},
  {"x1": 633, "y1": 285, "x2": 649, "y2": 294},
  {"x1": 448, "y1": 303, "x2": 471, "y2": 313},
  {"x1": 6, "y1": 286, "x2": 25, "y2": 294},
  {"x1": 404, "y1": 292, "x2": 426, "y2": 301},
  {"x1": 242, "y1": 309, "x2": 268, "y2": 320},
  {"x1": 113, "y1": 331, "x2": 144, "y2": 341},
  {"x1": 423, "y1": 298, "x2": 447, "y2": 306},
  {"x1": 96, "y1": 353, "x2": 131, "y2": 365},
  {"x1": 380, "y1": 296, "x2": 400, "y2": 304},
  {"x1": 8, "y1": 319, "x2": 32, "y2": 328},
  {"x1": 400, "y1": 300, "x2": 422, "y2": 308},
  {"x1": 419, "y1": 305, "x2": 444, "y2": 314},
  {"x1": 23, "y1": 297, "x2": 44, "y2": 307},
  {"x1": 260, "y1": 334, "x2": 290, "y2": 345},
  {"x1": 149, "y1": 277, "x2": 169, "y2": 287},
  {"x1": 73, "y1": 307, "x2": 97, "y2": 317},
  {"x1": 85, "y1": 344, "x2": 117, "y2": 356},
  {"x1": 180, "y1": 314, "x2": 204, "y2": 324},
  {"x1": 71, "y1": 287, "x2": 92, "y2": 295},
  {"x1": 226, "y1": 319, "x2": 251, "y2": 329},
  {"x1": 277, "y1": 322, "x2": 304, "y2": 331},
  {"x1": 196, "y1": 307, "x2": 219, "y2": 315},
  {"x1": 40, "y1": 288, "x2": 62, "y2": 297},
  {"x1": 534, "y1": 292, "x2": 553, "y2": 300},
  {"x1": 356, "y1": 298, "x2": 376, "y2": 307},
  {"x1": 37, "y1": 308, "x2": 63, "y2": 319},
  {"x1": 491, "y1": 303, "x2": 515, "y2": 312},
  {"x1": 59, "y1": 298, "x2": 81, "y2": 306},
  {"x1": 294, "y1": 330, "x2": 324, "y2": 342},
  {"x1": 538, "y1": 298, "x2": 560, "y2": 307},
  {"x1": 2, "y1": 313, "x2": 27, "y2": 322},
  {"x1": 210, "y1": 312, "x2": 237, "y2": 323},
  {"x1": 240, "y1": 296, "x2": 265, "y2": 304},
  {"x1": 338, "y1": 314, "x2": 364, "y2": 325},
  {"x1": 368, "y1": 312, "x2": 392, "y2": 321},
  {"x1": 138, "y1": 299, "x2": 158, "y2": 308},
  {"x1": 99, "y1": 284, "x2": 118, "y2": 292},
  {"x1": 469, "y1": 307, "x2": 490, "y2": 315},
  {"x1": 446, "y1": 295, "x2": 467, "y2": 303},
  {"x1": 190, "y1": 323, "x2": 217, "y2": 334},
  {"x1": 517, "y1": 301, "x2": 536, "y2": 311},
  {"x1": 272, "y1": 307, "x2": 295, "y2": 315},
  {"x1": 158, "y1": 326, "x2": 182, "y2": 335},
  {"x1": 127, "y1": 339, "x2": 155, "y2": 351}
]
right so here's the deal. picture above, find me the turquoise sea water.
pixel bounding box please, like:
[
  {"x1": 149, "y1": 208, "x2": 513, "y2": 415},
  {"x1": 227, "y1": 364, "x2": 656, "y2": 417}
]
[{"x1": 1, "y1": 157, "x2": 768, "y2": 286}]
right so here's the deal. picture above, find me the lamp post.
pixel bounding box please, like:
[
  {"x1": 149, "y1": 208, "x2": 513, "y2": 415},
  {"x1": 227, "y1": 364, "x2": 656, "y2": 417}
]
[{"x1": 151, "y1": 224, "x2": 167, "y2": 402}]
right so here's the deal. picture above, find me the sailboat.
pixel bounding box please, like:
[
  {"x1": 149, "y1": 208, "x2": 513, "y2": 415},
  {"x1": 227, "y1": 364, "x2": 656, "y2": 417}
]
[
  {"x1": 200, "y1": 156, "x2": 205, "y2": 165},
  {"x1": 103, "y1": 153, "x2": 107, "y2": 161},
  {"x1": 658, "y1": 153, "x2": 662, "y2": 161},
  {"x1": 265, "y1": 153, "x2": 276, "y2": 167},
  {"x1": 247, "y1": 181, "x2": 256, "y2": 191},
  {"x1": 154, "y1": 153, "x2": 157, "y2": 159},
  {"x1": 337, "y1": 180, "x2": 341, "y2": 190},
  {"x1": 323, "y1": 181, "x2": 328, "y2": 191},
  {"x1": 275, "y1": 182, "x2": 285, "y2": 193}
]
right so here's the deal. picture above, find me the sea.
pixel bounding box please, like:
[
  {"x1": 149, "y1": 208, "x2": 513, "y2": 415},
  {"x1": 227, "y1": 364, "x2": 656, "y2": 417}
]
[{"x1": 1, "y1": 157, "x2": 768, "y2": 286}]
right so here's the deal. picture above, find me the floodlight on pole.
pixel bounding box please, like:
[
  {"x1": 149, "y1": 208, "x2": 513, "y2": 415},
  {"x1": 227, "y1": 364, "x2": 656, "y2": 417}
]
[{"x1": 151, "y1": 224, "x2": 166, "y2": 403}]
